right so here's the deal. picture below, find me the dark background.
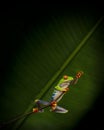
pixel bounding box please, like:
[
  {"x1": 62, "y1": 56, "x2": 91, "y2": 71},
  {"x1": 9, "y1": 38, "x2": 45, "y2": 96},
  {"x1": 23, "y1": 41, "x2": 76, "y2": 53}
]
[{"x1": 0, "y1": 3, "x2": 104, "y2": 130}]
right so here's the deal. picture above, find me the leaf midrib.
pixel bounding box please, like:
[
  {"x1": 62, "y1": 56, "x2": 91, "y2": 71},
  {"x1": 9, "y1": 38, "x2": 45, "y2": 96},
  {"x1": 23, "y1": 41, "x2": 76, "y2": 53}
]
[{"x1": 14, "y1": 16, "x2": 103, "y2": 130}]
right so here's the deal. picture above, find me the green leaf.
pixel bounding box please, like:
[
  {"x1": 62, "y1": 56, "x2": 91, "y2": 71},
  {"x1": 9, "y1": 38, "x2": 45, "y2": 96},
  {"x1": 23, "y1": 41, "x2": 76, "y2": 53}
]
[{"x1": 0, "y1": 8, "x2": 104, "y2": 130}]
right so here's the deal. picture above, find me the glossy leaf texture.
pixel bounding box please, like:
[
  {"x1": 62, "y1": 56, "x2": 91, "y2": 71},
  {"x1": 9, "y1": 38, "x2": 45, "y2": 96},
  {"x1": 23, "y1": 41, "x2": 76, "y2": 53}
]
[{"x1": 0, "y1": 5, "x2": 104, "y2": 130}]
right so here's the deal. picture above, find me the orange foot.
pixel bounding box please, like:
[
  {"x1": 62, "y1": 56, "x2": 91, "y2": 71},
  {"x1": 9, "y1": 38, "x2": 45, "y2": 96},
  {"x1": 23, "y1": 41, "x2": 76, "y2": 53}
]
[
  {"x1": 33, "y1": 108, "x2": 39, "y2": 113},
  {"x1": 50, "y1": 101, "x2": 57, "y2": 110}
]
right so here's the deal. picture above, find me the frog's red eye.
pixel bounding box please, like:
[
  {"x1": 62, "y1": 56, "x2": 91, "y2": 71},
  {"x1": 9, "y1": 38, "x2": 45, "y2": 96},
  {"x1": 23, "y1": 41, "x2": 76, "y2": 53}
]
[{"x1": 63, "y1": 75, "x2": 68, "y2": 79}]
